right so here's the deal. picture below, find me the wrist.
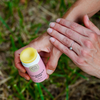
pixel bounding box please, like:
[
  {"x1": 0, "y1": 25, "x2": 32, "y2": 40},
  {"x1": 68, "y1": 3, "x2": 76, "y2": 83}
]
[
  {"x1": 63, "y1": 7, "x2": 83, "y2": 23},
  {"x1": 29, "y1": 32, "x2": 53, "y2": 52}
]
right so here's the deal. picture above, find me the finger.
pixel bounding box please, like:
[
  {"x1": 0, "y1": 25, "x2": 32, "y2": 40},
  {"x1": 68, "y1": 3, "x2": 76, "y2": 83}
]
[
  {"x1": 18, "y1": 70, "x2": 30, "y2": 80},
  {"x1": 49, "y1": 37, "x2": 78, "y2": 65},
  {"x1": 14, "y1": 51, "x2": 26, "y2": 73},
  {"x1": 83, "y1": 15, "x2": 100, "y2": 35},
  {"x1": 14, "y1": 45, "x2": 32, "y2": 73},
  {"x1": 48, "y1": 25, "x2": 85, "y2": 46},
  {"x1": 15, "y1": 62, "x2": 26, "y2": 72},
  {"x1": 55, "y1": 18, "x2": 93, "y2": 37},
  {"x1": 47, "y1": 28, "x2": 81, "y2": 55},
  {"x1": 46, "y1": 47, "x2": 62, "y2": 75},
  {"x1": 46, "y1": 75, "x2": 49, "y2": 79}
]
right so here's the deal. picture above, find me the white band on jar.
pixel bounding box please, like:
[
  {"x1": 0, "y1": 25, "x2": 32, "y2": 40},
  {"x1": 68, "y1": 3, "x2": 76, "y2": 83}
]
[{"x1": 22, "y1": 53, "x2": 40, "y2": 67}]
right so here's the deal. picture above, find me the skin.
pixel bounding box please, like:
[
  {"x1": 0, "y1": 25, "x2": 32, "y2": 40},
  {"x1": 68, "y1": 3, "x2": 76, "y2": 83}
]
[
  {"x1": 14, "y1": 0, "x2": 100, "y2": 80},
  {"x1": 63, "y1": 0, "x2": 100, "y2": 22},
  {"x1": 48, "y1": 15, "x2": 100, "y2": 78}
]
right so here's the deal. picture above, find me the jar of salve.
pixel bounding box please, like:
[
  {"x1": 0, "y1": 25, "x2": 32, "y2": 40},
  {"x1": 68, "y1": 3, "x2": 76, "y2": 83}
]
[{"x1": 20, "y1": 47, "x2": 47, "y2": 83}]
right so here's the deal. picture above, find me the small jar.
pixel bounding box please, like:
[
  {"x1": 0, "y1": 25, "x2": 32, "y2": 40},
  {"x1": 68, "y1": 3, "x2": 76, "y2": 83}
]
[{"x1": 20, "y1": 47, "x2": 47, "y2": 83}]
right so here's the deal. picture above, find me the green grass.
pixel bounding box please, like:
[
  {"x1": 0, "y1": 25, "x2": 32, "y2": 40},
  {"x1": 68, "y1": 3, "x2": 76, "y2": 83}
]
[{"x1": 0, "y1": 0, "x2": 93, "y2": 100}]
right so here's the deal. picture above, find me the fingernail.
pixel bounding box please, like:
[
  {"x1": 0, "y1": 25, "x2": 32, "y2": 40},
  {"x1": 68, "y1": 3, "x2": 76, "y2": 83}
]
[
  {"x1": 86, "y1": 15, "x2": 89, "y2": 26},
  {"x1": 47, "y1": 28, "x2": 52, "y2": 33},
  {"x1": 47, "y1": 69, "x2": 53, "y2": 75},
  {"x1": 56, "y1": 18, "x2": 61, "y2": 22},
  {"x1": 50, "y1": 22, "x2": 55, "y2": 27},
  {"x1": 50, "y1": 37, "x2": 55, "y2": 42},
  {"x1": 86, "y1": 15, "x2": 89, "y2": 20}
]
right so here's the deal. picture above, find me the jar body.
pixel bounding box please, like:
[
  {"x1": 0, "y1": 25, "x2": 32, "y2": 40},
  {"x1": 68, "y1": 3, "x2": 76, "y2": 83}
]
[{"x1": 22, "y1": 53, "x2": 47, "y2": 83}]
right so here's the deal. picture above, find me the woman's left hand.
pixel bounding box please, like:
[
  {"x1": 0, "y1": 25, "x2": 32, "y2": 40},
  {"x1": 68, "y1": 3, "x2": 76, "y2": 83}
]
[{"x1": 47, "y1": 15, "x2": 100, "y2": 78}]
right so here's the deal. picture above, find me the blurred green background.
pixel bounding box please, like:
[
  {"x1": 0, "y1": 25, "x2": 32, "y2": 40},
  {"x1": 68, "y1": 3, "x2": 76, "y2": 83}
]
[{"x1": 0, "y1": 0, "x2": 100, "y2": 100}]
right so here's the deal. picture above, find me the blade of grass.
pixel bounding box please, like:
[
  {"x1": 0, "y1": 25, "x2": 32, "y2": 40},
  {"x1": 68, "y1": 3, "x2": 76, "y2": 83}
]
[
  {"x1": 27, "y1": 85, "x2": 35, "y2": 99},
  {"x1": 13, "y1": 84, "x2": 26, "y2": 100},
  {"x1": 18, "y1": 8, "x2": 24, "y2": 28},
  {"x1": 18, "y1": 37, "x2": 24, "y2": 47},
  {"x1": 67, "y1": 0, "x2": 73, "y2": 8},
  {"x1": 60, "y1": 0, "x2": 66, "y2": 10},
  {"x1": 40, "y1": 83, "x2": 54, "y2": 99},
  {"x1": 0, "y1": 16, "x2": 12, "y2": 32},
  {"x1": 71, "y1": 75, "x2": 80, "y2": 84},
  {"x1": 41, "y1": 17, "x2": 49, "y2": 24},
  {"x1": 59, "y1": 54, "x2": 70, "y2": 100},
  {"x1": 51, "y1": 73, "x2": 66, "y2": 77},
  {"x1": 34, "y1": 83, "x2": 39, "y2": 100},
  {"x1": 34, "y1": 24, "x2": 42, "y2": 34},
  {"x1": 36, "y1": 83, "x2": 44, "y2": 100},
  {"x1": 21, "y1": 80, "x2": 33, "y2": 93},
  {"x1": 0, "y1": 33, "x2": 4, "y2": 43},
  {"x1": 12, "y1": 0, "x2": 20, "y2": 6},
  {"x1": 59, "y1": 0, "x2": 67, "y2": 16},
  {"x1": 7, "y1": 2, "x2": 13, "y2": 16},
  {"x1": 66, "y1": 76, "x2": 69, "y2": 100},
  {"x1": 67, "y1": 67, "x2": 88, "y2": 80},
  {"x1": 10, "y1": 35, "x2": 17, "y2": 51},
  {"x1": 18, "y1": 8, "x2": 23, "y2": 20}
]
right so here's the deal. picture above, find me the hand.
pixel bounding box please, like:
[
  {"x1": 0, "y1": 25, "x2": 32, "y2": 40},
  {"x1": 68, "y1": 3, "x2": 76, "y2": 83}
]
[
  {"x1": 47, "y1": 15, "x2": 100, "y2": 78},
  {"x1": 14, "y1": 33, "x2": 62, "y2": 80}
]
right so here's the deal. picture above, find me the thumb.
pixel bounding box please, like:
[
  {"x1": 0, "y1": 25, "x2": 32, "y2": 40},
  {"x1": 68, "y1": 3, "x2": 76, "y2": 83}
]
[
  {"x1": 83, "y1": 15, "x2": 100, "y2": 35},
  {"x1": 46, "y1": 47, "x2": 62, "y2": 75}
]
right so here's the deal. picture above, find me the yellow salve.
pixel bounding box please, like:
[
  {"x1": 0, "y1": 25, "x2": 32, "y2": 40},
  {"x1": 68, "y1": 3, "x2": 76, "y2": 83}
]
[{"x1": 20, "y1": 47, "x2": 37, "y2": 64}]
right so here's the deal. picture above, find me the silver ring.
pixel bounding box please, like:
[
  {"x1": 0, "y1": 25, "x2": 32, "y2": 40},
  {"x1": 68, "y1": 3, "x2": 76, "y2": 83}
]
[{"x1": 69, "y1": 41, "x2": 74, "y2": 50}]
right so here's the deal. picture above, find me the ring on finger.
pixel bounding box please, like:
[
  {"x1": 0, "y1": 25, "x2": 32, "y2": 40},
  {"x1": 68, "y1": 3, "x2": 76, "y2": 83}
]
[{"x1": 69, "y1": 41, "x2": 75, "y2": 50}]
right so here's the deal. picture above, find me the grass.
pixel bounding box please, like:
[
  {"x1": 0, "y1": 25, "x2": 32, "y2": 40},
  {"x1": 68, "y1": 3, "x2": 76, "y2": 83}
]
[{"x1": 0, "y1": 0, "x2": 100, "y2": 100}]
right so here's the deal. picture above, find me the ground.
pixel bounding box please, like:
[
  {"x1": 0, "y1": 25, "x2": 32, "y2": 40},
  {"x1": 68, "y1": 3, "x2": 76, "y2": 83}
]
[{"x1": 0, "y1": 0, "x2": 100, "y2": 100}]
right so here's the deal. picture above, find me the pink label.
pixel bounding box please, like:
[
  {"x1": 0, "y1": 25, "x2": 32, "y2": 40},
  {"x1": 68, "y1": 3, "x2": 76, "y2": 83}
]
[{"x1": 25, "y1": 57, "x2": 47, "y2": 83}]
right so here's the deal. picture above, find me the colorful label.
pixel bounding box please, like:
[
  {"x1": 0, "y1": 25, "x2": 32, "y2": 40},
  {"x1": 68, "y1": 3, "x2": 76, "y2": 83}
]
[
  {"x1": 25, "y1": 57, "x2": 47, "y2": 83},
  {"x1": 29, "y1": 64, "x2": 39, "y2": 72}
]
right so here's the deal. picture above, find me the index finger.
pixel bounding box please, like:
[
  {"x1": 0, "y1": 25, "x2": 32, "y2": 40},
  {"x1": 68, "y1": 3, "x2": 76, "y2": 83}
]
[
  {"x1": 14, "y1": 50, "x2": 26, "y2": 73},
  {"x1": 56, "y1": 18, "x2": 93, "y2": 37}
]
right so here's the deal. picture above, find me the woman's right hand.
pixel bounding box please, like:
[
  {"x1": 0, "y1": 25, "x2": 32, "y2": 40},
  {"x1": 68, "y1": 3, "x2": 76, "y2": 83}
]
[{"x1": 14, "y1": 33, "x2": 62, "y2": 80}]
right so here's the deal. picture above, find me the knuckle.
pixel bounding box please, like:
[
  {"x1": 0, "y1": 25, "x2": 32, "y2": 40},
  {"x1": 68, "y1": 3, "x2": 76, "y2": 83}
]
[
  {"x1": 76, "y1": 58, "x2": 84, "y2": 65},
  {"x1": 89, "y1": 33, "x2": 97, "y2": 40},
  {"x1": 60, "y1": 19, "x2": 65, "y2": 24},
  {"x1": 84, "y1": 40, "x2": 93, "y2": 49},
  {"x1": 63, "y1": 37, "x2": 70, "y2": 46},
  {"x1": 18, "y1": 71, "x2": 24, "y2": 77},
  {"x1": 48, "y1": 63, "x2": 55, "y2": 70},
  {"x1": 70, "y1": 22, "x2": 78, "y2": 29},
  {"x1": 62, "y1": 47, "x2": 69, "y2": 55},
  {"x1": 55, "y1": 24, "x2": 61, "y2": 30},
  {"x1": 54, "y1": 40, "x2": 59, "y2": 47},
  {"x1": 81, "y1": 49, "x2": 89, "y2": 57},
  {"x1": 65, "y1": 29, "x2": 72, "y2": 37}
]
